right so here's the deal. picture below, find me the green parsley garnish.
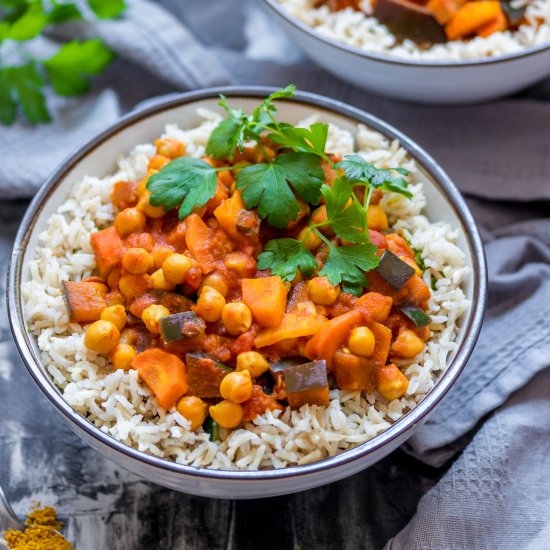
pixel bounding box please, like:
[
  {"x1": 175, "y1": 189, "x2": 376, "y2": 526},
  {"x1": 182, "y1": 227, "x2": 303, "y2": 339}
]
[
  {"x1": 147, "y1": 85, "x2": 413, "y2": 296},
  {"x1": 0, "y1": 0, "x2": 125, "y2": 125}
]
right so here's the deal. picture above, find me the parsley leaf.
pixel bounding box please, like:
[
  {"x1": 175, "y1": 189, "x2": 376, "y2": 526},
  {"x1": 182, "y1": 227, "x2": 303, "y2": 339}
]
[
  {"x1": 44, "y1": 39, "x2": 115, "y2": 96},
  {"x1": 147, "y1": 157, "x2": 218, "y2": 220},
  {"x1": 319, "y1": 242, "x2": 380, "y2": 295},
  {"x1": 257, "y1": 238, "x2": 317, "y2": 282},
  {"x1": 268, "y1": 122, "x2": 328, "y2": 158},
  {"x1": 205, "y1": 116, "x2": 243, "y2": 161},
  {"x1": 3, "y1": 63, "x2": 49, "y2": 123},
  {"x1": 337, "y1": 154, "x2": 412, "y2": 198},
  {"x1": 88, "y1": 0, "x2": 126, "y2": 19},
  {"x1": 252, "y1": 84, "x2": 296, "y2": 125},
  {"x1": 236, "y1": 152, "x2": 324, "y2": 228},
  {"x1": 2, "y1": 3, "x2": 48, "y2": 40}
]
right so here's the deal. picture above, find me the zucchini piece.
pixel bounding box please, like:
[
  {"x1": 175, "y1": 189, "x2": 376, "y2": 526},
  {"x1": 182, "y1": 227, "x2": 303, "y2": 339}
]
[
  {"x1": 203, "y1": 416, "x2": 221, "y2": 441},
  {"x1": 283, "y1": 359, "x2": 329, "y2": 409},
  {"x1": 375, "y1": 250, "x2": 415, "y2": 290},
  {"x1": 186, "y1": 352, "x2": 233, "y2": 398},
  {"x1": 159, "y1": 311, "x2": 205, "y2": 344},
  {"x1": 400, "y1": 305, "x2": 431, "y2": 328},
  {"x1": 374, "y1": 0, "x2": 446, "y2": 44},
  {"x1": 500, "y1": 0, "x2": 525, "y2": 25}
]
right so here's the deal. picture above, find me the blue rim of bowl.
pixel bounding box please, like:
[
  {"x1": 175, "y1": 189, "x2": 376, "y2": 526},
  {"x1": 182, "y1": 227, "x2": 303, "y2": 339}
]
[
  {"x1": 262, "y1": 0, "x2": 550, "y2": 68},
  {"x1": 7, "y1": 86, "x2": 487, "y2": 484}
]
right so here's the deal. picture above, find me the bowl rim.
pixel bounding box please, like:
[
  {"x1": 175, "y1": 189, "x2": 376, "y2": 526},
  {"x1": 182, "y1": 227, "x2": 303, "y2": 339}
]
[
  {"x1": 7, "y1": 86, "x2": 487, "y2": 483},
  {"x1": 261, "y1": 0, "x2": 550, "y2": 68}
]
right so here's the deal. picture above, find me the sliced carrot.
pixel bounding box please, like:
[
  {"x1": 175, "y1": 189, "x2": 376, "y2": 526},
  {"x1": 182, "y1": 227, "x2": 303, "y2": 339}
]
[
  {"x1": 427, "y1": 0, "x2": 466, "y2": 24},
  {"x1": 356, "y1": 292, "x2": 393, "y2": 323},
  {"x1": 132, "y1": 348, "x2": 188, "y2": 410},
  {"x1": 477, "y1": 8, "x2": 507, "y2": 37},
  {"x1": 185, "y1": 213, "x2": 222, "y2": 273},
  {"x1": 254, "y1": 313, "x2": 322, "y2": 348},
  {"x1": 445, "y1": 1, "x2": 503, "y2": 40},
  {"x1": 305, "y1": 309, "x2": 364, "y2": 369},
  {"x1": 90, "y1": 226, "x2": 123, "y2": 279},
  {"x1": 242, "y1": 276, "x2": 288, "y2": 328}
]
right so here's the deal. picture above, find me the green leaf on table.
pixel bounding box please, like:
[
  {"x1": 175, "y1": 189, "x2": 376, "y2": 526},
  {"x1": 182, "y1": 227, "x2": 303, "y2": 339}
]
[
  {"x1": 320, "y1": 242, "x2": 379, "y2": 295},
  {"x1": 44, "y1": 39, "x2": 115, "y2": 96},
  {"x1": 0, "y1": 69, "x2": 17, "y2": 125},
  {"x1": 48, "y1": 2, "x2": 83, "y2": 24},
  {"x1": 88, "y1": 0, "x2": 126, "y2": 19},
  {"x1": 3, "y1": 63, "x2": 50, "y2": 123},
  {"x1": 236, "y1": 152, "x2": 324, "y2": 228},
  {"x1": 147, "y1": 156, "x2": 218, "y2": 220},
  {"x1": 3, "y1": 3, "x2": 48, "y2": 40},
  {"x1": 258, "y1": 238, "x2": 317, "y2": 282}
]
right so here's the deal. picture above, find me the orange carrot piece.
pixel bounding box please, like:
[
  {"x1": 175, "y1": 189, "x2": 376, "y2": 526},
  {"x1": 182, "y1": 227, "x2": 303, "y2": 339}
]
[
  {"x1": 62, "y1": 280, "x2": 107, "y2": 323},
  {"x1": 305, "y1": 309, "x2": 364, "y2": 369},
  {"x1": 242, "y1": 276, "x2": 288, "y2": 328},
  {"x1": 427, "y1": 0, "x2": 466, "y2": 24},
  {"x1": 132, "y1": 348, "x2": 188, "y2": 410},
  {"x1": 445, "y1": 1, "x2": 503, "y2": 40},
  {"x1": 90, "y1": 226, "x2": 123, "y2": 279},
  {"x1": 206, "y1": 180, "x2": 230, "y2": 215},
  {"x1": 254, "y1": 313, "x2": 322, "y2": 348},
  {"x1": 356, "y1": 292, "x2": 393, "y2": 323},
  {"x1": 477, "y1": 8, "x2": 507, "y2": 37},
  {"x1": 213, "y1": 190, "x2": 245, "y2": 240},
  {"x1": 185, "y1": 213, "x2": 221, "y2": 273}
]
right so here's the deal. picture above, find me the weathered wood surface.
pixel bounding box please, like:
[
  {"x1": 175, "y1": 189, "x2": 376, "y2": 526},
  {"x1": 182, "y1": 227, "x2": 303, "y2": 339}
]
[{"x1": 0, "y1": 200, "x2": 441, "y2": 549}]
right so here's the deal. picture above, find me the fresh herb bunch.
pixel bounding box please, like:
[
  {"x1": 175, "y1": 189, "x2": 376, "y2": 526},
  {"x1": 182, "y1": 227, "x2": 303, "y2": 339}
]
[
  {"x1": 147, "y1": 85, "x2": 412, "y2": 295},
  {"x1": 0, "y1": 0, "x2": 126, "y2": 125}
]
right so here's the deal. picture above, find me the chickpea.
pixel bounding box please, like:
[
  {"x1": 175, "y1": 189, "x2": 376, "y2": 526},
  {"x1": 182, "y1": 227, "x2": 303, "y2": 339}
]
[
  {"x1": 136, "y1": 171, "x2": 156, "y2": 198},
  {"x1": 126, "y1": 232, "x2": 154, "y2": 252},
  {"x1": 378, "y1": 364, "x2": 409, "y2": 401},
  {"x1": 196, "y1": 286, "x2": 226, "y2": 322},
  {"x1": 162, "y1": 253, "x2": 193, "y2": 285},
  {"x1": 100, "y1": 304, "x2": 127, "y2": 331},
  {"x1": 348, "y1": 326, "x2": 376, "y2": 357},
  {"x1": 150, "y1": 269, "x2": 176, "y2": 291},
  {"x1": 84, "y1": 320, "x2": 120, "y2": 354},
  {"x1": 141, "y1": 304, "x2": 170, "y2": 334},
  {"x1": 119, "y1": 274, "x2": 150, "y2": 300},
  {"x1": 176, "y1": 396, "x2": 208, "y2": 430},
  {"x1": 236, "y1": 351, "x2": 269, "y2": 378},
  {"x1": 224, "y1": 252, "x2": 257, "y2": 278},
  {"x1": 198, "y1": 272, "x2": 229, "y2": 297},
  {"x1": 111, "y1": 343, "x2": 137, "y2": 370},
  {"x1": 152, "y1": 245, "x2": 175, "y2": 270},
  {"x1": 148, "y1": 154, "x2": 170, "y2": 171},
  {"x1": 366, "y1": 205, "x2": 388, "y2": 231},
  {"x1": 220, "y1": 370, "x2": 252, "y2": 403},
  {"x1": 137, "y1": 190, "x2": 166, "y2": 219},
  {"x1": 114, "y1": 207, "x2": 146, "y2": 237},
  {"x1": 392, "y1": 330, "x2": 425, "y2": 359},
  {"x1": 122, "y1": 247, "x2": 154, "y2": 275},
  {"x1": 106, "y1": 290, "x2": 125, "y2": 307},
  {"x1": 310, "y1": 205, "x2": 328, "y2": 225},
  {"x1": 222, "y1": 302, "x2": 252, "y2": 336},
  {"x1": 308, "y1": 276, "x2": 340, "y2": 306},
  {"x1": 297, "y1": 226, "x2": 322, "y2": 252},
  {"x1": 209, "y1": 400, "x2": 243, "y2": 429}
]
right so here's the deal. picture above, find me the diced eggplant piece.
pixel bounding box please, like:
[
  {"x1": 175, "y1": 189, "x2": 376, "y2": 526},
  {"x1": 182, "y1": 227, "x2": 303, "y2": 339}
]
[
  {"x1": 374, "y1": 0, "x2": 447, "y2": 44},
  {"x1": 129, "y1": 290, "x2": 193, "y2": 319},
  {"x1": 375, "y1": 250, "x2": 415, "y2": 290},
  {"x1": 333, "y1": 350, "x2": 377, "y2": 392},
  {"x1": 120, "y1": 326, "x2": 157, "y2": 353},
  {"x1": 62, "y1": 280, "x2": 107, "y2": 323},
  {"x1": 203, "y1": 416, "x2": 221, "y2": 441},
  {"x1": 159, "y1": 311, "x2": 205, "y2": 344},
  {"x1": 283, "y1": 359, "x2": 329, "y2": 409},
  {"x1": 269, "y1": 356, "x2": 308, "y2": 376},
  {"x1": 400, "y1": 305, "x2": 431, "y2": 328},
  {"x1": 186, "y1": 352, "x2": 233, "y2": 398},
  {"x1": 236, "y1": 209, "x2": 260, "y2": 237},
  {"x1": 500, "y1": 0, "x2": 525, "y2": 25}
]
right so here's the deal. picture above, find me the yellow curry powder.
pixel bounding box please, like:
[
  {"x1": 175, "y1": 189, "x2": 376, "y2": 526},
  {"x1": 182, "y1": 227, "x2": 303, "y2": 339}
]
[{"x1": 3, "y1": 505, "x2": 73, "y2": 550}]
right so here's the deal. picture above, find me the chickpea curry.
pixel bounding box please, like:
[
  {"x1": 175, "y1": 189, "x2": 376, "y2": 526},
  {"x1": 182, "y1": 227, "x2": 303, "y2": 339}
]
[
  {"x1": 326, "y1": 0, "x2": 527, "y2": 45},
  {"x1": 63, "y1": 87, "x2": 432, "y2": 438}
]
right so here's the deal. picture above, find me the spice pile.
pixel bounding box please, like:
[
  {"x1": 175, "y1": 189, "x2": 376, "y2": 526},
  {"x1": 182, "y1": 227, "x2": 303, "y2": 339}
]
[{"x1": 3, "y1": 505, "x2": 72, "y2": 550}]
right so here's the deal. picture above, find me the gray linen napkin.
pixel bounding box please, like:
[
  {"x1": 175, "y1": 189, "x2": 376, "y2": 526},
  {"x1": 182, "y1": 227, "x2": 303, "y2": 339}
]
[{"x1": 2, "y1": 0, "x2": 550, "y2": 547}]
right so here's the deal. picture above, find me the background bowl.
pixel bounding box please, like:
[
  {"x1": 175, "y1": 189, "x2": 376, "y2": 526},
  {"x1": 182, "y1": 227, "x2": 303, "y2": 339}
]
[
  {"x1": 8, "y1": 87, "x2": 486, "y2": 499},
  {"x1": 260, "y1": 0, "x2": 550, "y2": 104}
]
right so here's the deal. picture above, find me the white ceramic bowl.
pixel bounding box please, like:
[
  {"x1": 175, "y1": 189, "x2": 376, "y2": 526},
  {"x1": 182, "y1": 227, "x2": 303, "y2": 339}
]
[
  {"x1": 8, "y1": 87, "x2": 486, "y2": 498},
  {"x1": 261, "y1": 0, "x2": 550, "y2": 104}
]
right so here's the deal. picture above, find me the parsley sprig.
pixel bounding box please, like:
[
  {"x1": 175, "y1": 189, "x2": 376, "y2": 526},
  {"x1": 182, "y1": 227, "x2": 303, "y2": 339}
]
[
  {"x1": 0, "y1": 0, "x2": 125, "y2": 125},
  {"x1": 147, "y1": 85, "x2": 412, "y2": 296}
]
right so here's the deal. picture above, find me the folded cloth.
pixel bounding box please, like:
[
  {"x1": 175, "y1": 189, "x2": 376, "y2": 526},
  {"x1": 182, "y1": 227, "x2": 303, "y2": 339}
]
[{"x1": 2, "y1": 0, "x2": 550, "y2": 547}]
